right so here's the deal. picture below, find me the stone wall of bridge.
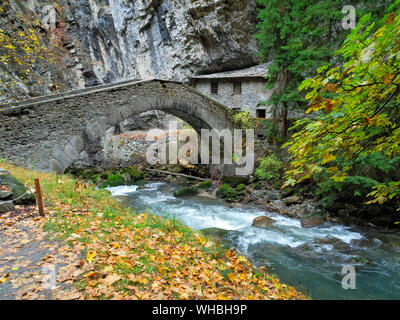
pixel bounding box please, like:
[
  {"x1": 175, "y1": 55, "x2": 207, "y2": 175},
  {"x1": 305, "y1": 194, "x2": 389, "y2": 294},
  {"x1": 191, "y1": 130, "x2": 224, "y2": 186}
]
[{"x1": 0, "y1": 79, "x2": 235, "y2": 173}]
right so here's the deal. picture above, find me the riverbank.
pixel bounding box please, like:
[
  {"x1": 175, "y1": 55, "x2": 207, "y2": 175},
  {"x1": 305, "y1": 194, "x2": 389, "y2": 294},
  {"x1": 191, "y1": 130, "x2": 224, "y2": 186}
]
[
  {"x1": 69, "y1": 162, "x2": 400, "y2": 234},
  {"x1": 0, "y1": 162, "x2": 305, "y2": 300},
  {"x1": 113, "y1": 180, "x2": 400, "y2": 299}
]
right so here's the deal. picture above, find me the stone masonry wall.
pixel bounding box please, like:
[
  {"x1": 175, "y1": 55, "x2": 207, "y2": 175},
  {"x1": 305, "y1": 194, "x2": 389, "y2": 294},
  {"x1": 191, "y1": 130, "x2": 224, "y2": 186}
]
[{"x1": 193, "y1": 78, "x2": 273, "y2": 117}]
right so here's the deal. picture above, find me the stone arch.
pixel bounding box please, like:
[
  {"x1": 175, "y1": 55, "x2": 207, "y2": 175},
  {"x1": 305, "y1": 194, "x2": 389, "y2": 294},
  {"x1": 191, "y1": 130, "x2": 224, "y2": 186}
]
[{"x1": 48, "y1": 85, "x2": 235, "y2": 173}]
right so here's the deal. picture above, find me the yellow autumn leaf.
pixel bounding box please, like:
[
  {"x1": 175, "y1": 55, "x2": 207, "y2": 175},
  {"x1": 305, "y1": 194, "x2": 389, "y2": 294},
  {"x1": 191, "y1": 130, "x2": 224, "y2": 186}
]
[
  {"x1": 111, "y1": 242, "x2": 120, "y2": 249},
  {"x1": 383, "y1": 73, "x2": 394, "y2": 84},
  {"x1": 322, "y1": 153, "x2": 337, "y2": 164},
  {"x1": 86, "y1": 250, "x2": 97, "y2": 263}
]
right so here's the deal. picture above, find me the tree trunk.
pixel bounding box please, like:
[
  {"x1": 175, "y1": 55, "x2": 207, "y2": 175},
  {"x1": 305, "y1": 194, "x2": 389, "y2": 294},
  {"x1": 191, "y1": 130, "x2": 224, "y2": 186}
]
[
  {"x1": 280, "y1": 67, "x2": 289, "y2": 137},
  {"x1": 281, "y1": 105, "x2": 288, "y2": 138}
]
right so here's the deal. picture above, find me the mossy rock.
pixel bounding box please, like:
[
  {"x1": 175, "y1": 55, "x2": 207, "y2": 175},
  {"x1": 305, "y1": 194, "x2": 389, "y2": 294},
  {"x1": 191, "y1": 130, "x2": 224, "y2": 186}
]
[
  {"x1": 123, "y1": 166, "x2": 144, "y2": 181},
  {"x1": 199, "y1": 227, "x2": 230, "y2": 238},
  {"x1": 216, "y1": 184, "x2": 244, "y2": 202},
  {"x1": 199, "y1": 228, "x2": 233, "y2": 249},
  {"x1": 222, "y1": 175, "x2": 249, "y2": 187},
  {"x1": 350, "y1": 255, "x2": 373, "y2": 266},
  {"x1": 0, "y1": 170, "x2": 35, "y2": 204},
  {"x1": 173, "y1": 186, "x2": 198, "y2": 197},
  {"x1": 235, "y1": 184, "x2": 246, "y2": 192},
  {"x1": 198, "y1": 180, "x2": 212, "y2": 189}
]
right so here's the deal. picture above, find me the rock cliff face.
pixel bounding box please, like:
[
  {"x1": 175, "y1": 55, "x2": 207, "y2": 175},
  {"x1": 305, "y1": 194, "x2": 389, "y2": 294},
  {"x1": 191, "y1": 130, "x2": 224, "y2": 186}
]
[
  {"x1": 65, "y1": 0, "x2": 260, "y2": 84},
  {"x1": 0, "y1": 0, "x2": 260, "y2": 102}
]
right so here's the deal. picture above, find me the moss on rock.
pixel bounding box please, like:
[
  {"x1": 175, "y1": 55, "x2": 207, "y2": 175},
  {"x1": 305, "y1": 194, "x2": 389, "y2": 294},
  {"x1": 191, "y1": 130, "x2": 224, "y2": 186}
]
[
  {"x1": 216, "y1": 184, "x2": 244, "y2": 202},
  {"x1": 198, "y1": 180, "x2": 212, "y2": 189},
  {"x1": 99, "y1": 174, "x2": 125, "y2": 188},
  {"x1": 0, "y1": 170, "x2": 35, "y2": 204},
  {"x1": 173, "y1": 186, "x2": 199, "y2": 197}
]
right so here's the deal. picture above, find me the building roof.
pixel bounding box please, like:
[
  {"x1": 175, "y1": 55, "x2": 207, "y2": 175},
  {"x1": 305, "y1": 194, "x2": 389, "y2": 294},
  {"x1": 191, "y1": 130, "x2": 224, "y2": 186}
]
[{"x1": 190, "y1": 63, "x2": 270, "y2": 80}]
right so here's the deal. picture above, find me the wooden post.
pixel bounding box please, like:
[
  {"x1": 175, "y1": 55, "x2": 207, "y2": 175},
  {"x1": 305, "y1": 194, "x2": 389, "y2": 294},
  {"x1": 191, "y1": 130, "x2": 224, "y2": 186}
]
[{"x1": 34, "y1": 178, "x2": 45, "y2": 217}]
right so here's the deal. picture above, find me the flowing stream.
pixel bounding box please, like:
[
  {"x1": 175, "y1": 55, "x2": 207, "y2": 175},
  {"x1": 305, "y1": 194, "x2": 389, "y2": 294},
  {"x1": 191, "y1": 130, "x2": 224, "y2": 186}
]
[{"x1": 106, "y1": 182, "x2": 400, "y2": 300}]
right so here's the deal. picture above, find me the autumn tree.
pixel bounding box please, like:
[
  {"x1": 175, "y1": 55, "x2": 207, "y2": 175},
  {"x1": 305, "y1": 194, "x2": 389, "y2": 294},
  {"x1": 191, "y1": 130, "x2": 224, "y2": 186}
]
[
  {"x1": 0, "y1": 1, "x2": 69, "y2": 102},
  {"x1": 284, "y1": 1, "x2": 400, "y2": 211},
  {"x1": 255, "y1": 0, "x2": 392, "y2": 137}
]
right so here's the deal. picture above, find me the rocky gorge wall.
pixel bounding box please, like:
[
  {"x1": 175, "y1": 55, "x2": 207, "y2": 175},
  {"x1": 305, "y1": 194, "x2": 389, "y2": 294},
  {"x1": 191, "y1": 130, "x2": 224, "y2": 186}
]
[
  {"x1": 0, "y1": 0, "x2": 260, "y2": 102},
  {"x1": 65, "y1": 0, "x2": 260, "y2": 84}
]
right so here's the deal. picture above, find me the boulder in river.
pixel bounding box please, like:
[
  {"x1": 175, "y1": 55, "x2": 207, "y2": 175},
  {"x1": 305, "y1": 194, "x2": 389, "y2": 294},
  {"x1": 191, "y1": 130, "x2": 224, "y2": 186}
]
[
  {"x1": 313, "y1": 235, "x2": 343, "y2": 245},
  {"x1": 197, "y1": 191, "x2": 216, "y2": 200},
  {"x1": 252, "y1": 216, "x2": 275, "y2": 229},
  {"x1": 0, "y1": 170, "x2": 35, "y2": 205},
  {"x1": 313, "y1": 235, "x2": 351, "y2": 251},
  {"x1": 173, "y1": 186, "x2": 198, "y2": 197},
  {"x1": 200, "y1": 227, "x2": 230, "y2": 239},
  {"x1": 301, "y1": 213, "x2": 325, "y2": 228},
  {"x1": 199, "y1": 228, "x2": 233, "y2": 248}
]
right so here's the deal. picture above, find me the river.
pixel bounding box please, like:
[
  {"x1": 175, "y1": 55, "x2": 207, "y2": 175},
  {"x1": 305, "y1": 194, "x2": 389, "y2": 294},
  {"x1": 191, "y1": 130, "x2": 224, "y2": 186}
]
[{"x1": 106, "y1": 181, "x2": 400, "y2": 300}]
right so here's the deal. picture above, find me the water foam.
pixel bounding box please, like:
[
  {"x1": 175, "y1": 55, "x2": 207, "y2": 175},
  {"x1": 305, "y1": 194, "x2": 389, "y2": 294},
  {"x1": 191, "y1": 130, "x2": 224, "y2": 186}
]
[{"x1": 106, "y1": 185, "x2": 139, "y2": 196}]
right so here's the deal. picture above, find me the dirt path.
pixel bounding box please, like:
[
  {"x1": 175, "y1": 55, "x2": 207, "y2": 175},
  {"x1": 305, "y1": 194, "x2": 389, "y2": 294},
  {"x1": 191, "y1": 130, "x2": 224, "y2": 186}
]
[{"x1": 0, "y1": 206, "x2": 83, "y2": 300}]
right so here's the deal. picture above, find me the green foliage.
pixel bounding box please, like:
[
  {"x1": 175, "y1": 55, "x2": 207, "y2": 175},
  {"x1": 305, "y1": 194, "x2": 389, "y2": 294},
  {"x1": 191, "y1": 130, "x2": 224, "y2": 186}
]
[
  {"x1": 255, "y1": 155, "x2": 284, "y2": 181},
  {"x1": 198, "y1": 180, "x2": 212, "y2": 189},
  {"x1": 260, "y1": 119, "x2": 286, "y2": 144},
  {"x1": 285, "y1": 4, "x2": 400, "y2": 209},
  {"x1": 232, "y1": 109, "x2": 255, "y2": 130},
  {"x1": 255, "y1": 0, "x2": 391, "y2": 136},
  {"x1": 99, "y1": 174, "x2": 125, "y2": 189},
  {"x1": 67, "y1": 166, "x2": 145, "y2": 187},
  {"x1": 316, "y1": 176, "x2": 380, "y2": 208}
]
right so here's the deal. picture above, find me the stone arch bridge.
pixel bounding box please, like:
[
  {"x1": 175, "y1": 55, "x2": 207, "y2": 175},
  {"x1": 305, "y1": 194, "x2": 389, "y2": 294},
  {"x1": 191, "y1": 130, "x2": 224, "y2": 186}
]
[{"x1": 0, "y1": 79, "x2": 237, "y2": 173}]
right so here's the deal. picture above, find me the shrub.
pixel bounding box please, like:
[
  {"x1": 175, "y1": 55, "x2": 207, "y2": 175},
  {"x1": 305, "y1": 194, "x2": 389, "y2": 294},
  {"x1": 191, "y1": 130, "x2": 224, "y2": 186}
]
[
  {"x1": 232, "y1": 109, "x2": 255, "y2": 130},
  {"x1": 255, "y1": 155, "x2": 284, "y2": 181},
  {"x1": 260, "y1": 120, "x2": 286, "y2": 144}
]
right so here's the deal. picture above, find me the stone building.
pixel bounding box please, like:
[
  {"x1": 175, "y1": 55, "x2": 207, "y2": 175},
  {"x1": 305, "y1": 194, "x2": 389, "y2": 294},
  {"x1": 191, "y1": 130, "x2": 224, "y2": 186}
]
[{"x1": 190, "y1": 63, "x2": 273, "y2": 118}]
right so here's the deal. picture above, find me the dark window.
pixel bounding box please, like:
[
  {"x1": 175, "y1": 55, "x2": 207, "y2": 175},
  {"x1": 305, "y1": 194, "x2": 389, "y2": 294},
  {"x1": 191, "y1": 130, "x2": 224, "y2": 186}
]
[
  {"x1": 233, "y1": 81, "x2": 242, "y2": 94},
  {"x1": 256, "y1": 109, "x2": 266, "y2": 118},
  {"x1": 211, "y1": 81, "x2": 218, "y2": 94}
]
